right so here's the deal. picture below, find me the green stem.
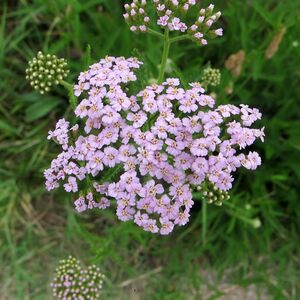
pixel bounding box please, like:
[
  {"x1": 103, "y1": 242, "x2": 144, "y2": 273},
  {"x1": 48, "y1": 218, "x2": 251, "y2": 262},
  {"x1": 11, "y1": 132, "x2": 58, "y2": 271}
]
[
  {"x1": 60, "y1": 80, "x2": 77, "y2": 110},
  {"x1": 60, "y1": 80, "x2": 73, "y2": 91},
  {"x1": 147, "y1": 28, "x2": 164, "y2": 39},
  {"x1": 169, "y1": 34, "x2": 191, "y2": 44},
  {"x1": 102, "y1": 164, "x2": 124, "y2": 182},
  {"x1": 223, "y1": 201, "x2": 260, "y2": 228},
  {"x1": 158, "y1": 29, "x2": 170, "y2": 84},
  {"x1": 202, "y1": 197, "x2": 207, "y2": 244}
]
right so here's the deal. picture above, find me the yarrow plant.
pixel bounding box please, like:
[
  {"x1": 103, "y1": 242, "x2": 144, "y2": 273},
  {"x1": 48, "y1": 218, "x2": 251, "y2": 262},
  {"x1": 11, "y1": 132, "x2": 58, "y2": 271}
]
[
  {"x1": 51, "y1": 256, "x2": 104, "y2": 300},
  {"x1": 26, "y1": 1, "x2": 265, "y2": 235}
]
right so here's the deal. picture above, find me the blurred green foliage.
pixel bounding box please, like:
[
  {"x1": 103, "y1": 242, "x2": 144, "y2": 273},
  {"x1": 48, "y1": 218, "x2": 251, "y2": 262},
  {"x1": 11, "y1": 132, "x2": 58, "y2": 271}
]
[{"x1": 0, "y1": 0, "x2": 299, "y2": 299}]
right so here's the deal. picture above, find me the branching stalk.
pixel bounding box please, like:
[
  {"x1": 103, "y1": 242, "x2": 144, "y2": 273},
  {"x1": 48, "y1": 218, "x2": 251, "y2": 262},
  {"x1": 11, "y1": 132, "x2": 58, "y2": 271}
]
[
  {"x1": 169, "y1": 34, "x2": 191, "y2": 44},
  {"x1": 60, "y1": 80, "x2": 77, "y2": 110},
  {"x1": 158, "y1": 29, "x2": 170, "y2": 84},
  {"x1": 147, "y1": 28, "x2": 164, "y2": 39}
]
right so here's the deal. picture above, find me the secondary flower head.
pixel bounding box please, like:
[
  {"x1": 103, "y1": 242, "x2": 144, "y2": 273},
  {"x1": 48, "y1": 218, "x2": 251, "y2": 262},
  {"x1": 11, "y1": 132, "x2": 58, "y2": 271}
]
[
  {"x1": 45, "y1": 56, "x2": 264, "y2": 235},
  {"x1": 26, "y1": 51, "x2": 69, "y2": 94},
  {"x1": 202, "y1": 66, "x2": 221, "y2": 87},
  {"x1": 196, "y1": 181, "x2": 230, "y2": 206},
  {"x1": 51, "y1": 256, "x2": 104, "y2": 300},
  {"x1": 124, "y1": 1, "x2": 223, "y2": 46}
]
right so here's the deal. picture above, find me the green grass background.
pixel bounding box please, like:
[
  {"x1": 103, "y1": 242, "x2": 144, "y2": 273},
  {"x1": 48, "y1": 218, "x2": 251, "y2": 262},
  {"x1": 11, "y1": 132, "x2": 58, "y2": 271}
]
[{"x1": 0, "y1": 0, "x2": 300, "y2": 299}]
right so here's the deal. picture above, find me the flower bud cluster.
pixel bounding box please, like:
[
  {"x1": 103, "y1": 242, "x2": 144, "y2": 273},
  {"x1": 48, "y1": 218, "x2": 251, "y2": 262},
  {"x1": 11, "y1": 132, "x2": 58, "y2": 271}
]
[
  {"x1": 45, "y1": 56, "x2": 264, "y2": 235},
  {"x1": 25, "y1": 51, "x2": 69, "y2": 94},
  {"x1": 123, "y1": 1, "x2": 223, "y2": 46},
  {"x1": 196, "y1": 181, "x2": 230, "y2": 206},
  {"x1": 124, "y1": 0, "x2": 149, "y2": 33},
  {"x1": 202, "y1": 67, "x2": 221, "y2": 87},
  {"x1": 51, "y1": 256, "x2": 104, "y2": 300}
]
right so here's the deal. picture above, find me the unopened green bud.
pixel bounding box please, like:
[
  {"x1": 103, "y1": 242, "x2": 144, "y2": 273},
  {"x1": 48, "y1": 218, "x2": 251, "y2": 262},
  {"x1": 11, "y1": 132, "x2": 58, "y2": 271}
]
[
  {"x1": 26, "y1": 51, "x2": 69, "y2": 94},
  {"x1": 252, "y1": 218, "x2": 261, "y2": 229},
  {"x1": 148, "y1": 78, "x2": 158, "y2": 85},
  {"x1": 197, "y1": 180, "x2": 231, "y2": 206},
  {"x1": 202, "y1": 67, "x2": 221, "y2": 87}
]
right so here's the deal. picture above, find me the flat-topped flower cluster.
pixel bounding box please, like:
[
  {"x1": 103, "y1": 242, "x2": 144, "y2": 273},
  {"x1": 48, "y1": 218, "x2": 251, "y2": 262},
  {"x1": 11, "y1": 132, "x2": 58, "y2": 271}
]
[
  {"x1": 124, "y1": 0, "x2": 223, "y2": 45},
  {"x1": 45, "y1": 56, "x2": 264, "y2": 235}
]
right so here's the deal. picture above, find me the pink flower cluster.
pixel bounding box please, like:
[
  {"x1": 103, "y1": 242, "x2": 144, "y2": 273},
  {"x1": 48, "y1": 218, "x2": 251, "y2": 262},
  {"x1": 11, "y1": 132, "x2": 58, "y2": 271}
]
[
  {"x1": 45, "y1": 56, "x2": 264, "y2": 235},
  {"x1": 47, "y1": 119, "x2": 78, "y2": 150},
  {"x1": 123, "y1": 1, "x2": 223, "y2": 45},
  {"x1": 51, "y1": 256, "x2": 104, "y2": 300}
]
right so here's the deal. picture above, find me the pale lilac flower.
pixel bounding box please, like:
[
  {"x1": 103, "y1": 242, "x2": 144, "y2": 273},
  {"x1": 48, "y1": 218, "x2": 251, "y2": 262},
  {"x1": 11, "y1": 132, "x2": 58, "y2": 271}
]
[
  {"x1": 143, "y1": 219, "x2": 159, "y2": 233},
  {"x1": 74, "y1": 196, "x2": 87, "y2": 213},
  {"x1": 169, "y1": 184, "x2": 190, "y2": 201},
  {"x1": 127, "y1": 111, "x2": 147, "y2": 128},
  {"x1": 98, "y1": 197, "x2": 110, "y2": 209},
  {"x1": 143, "y1": 97, "x2": 158, "y2": 113},
  {"x1": 194, "y1": 32, "x2": 204, "y2": 40},
  {"x1": 45, "y1": 56, "x2": 264, "y2": 236},
  {"x1": 118, "y1": 144, "x2": 136, "y2": 162},
  {"x1": 86, "y1": 192, "x2": 99, "y2": 209},
  {"x1": 134, "y1": 211, "x2": 149, "y2": 226},
  {"x1": 151, "y1": 119, "x2": 169, "y2": 139},
  {"x1": 160, "y1": 217, "x2": 174, "y2": 235},
  {"x1": 215, "y1": 28, "x2": 223, "y2": 36},
  {"x1": 141, "y1": 180, "x2": 164, "y2": 198},
  {"x1": 103, "y1": 147, "x2": 119, "y2": 167},
  {"x1": 198, "y1": 94, "x2": 215, "y2": 107},
  {"x1": 254, "y1": 127, "x2": 265, "y2": 142},
  {"x1": 102, "y1": 106, "x2": 120, "y2": 124},
  {"x1": 64, "y1": 176, "x2": 78, "y2": 193},
  {"x1": 215, "y1": 172, "x2": 234, "y2": 191},
  {"x1": 192, "y1": 157, "x2": 209, "y2": 175},
  {"x1": 47, "y1": 118, "x2": 70, "y2": 150},
  {"x1": 191, "y1": 139, "x2": 208, "y2": 156},
  {"x1": 165, "y1": 138, "x2": 185, "y2": 156},
  {"x1": 174, "y1": 152, "x2": 192, "y2": 170},
  {"x1": 157, "y1": 4, "x2": 165, "y2": 11},
  {"x1": 206, "y1": 19, "x2": 214, "y2": 27},
  {"x1": 166, "y1": 78, "x2": 180, "y2": 86},
  {"x1": 157, "y1": 15, "x2": 169, "y2": 26},
  {"x1": 174, "y1": 210, "x2": 190, "y2": 226},
  {"x1": 117, "y1": 206, "x2": 135, "y2": 221},
  {"x1": 119, "y1": 171, "x2": 142, "y2": 193},
  {"x1": 190, "y1": 24, "x2": 198, "y2": 31},
  {"x1": 241, "y1": 151, "x2": 262, "y2": 170},
  {"x1": 179, "y1": 96, "x2": 198, "y2": 113}
]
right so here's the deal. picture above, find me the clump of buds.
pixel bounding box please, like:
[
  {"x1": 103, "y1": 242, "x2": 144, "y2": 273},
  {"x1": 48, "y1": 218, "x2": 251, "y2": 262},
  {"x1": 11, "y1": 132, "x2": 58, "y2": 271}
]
[
  {"x1": 186, "y1": 3, "x2": 223, "y2": 45},
  {"x1": 123, "y1": 0, "x2": 149, "y2": 33},
  {"x1": 25, "y1": 51, "x2": 69, "y2": 94},
  {"x1": 51, "y1": 256, "x2": 104, "y2": 300},
  {"x1": 124, "y1": 1, "x2": 223, "y2": 46},
  {"x1": 196, "y1": 180, "x2": 230, "y2": 206},
  {"x1": 202, "y1": 67, "x2": 221, "y2": 87}
]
